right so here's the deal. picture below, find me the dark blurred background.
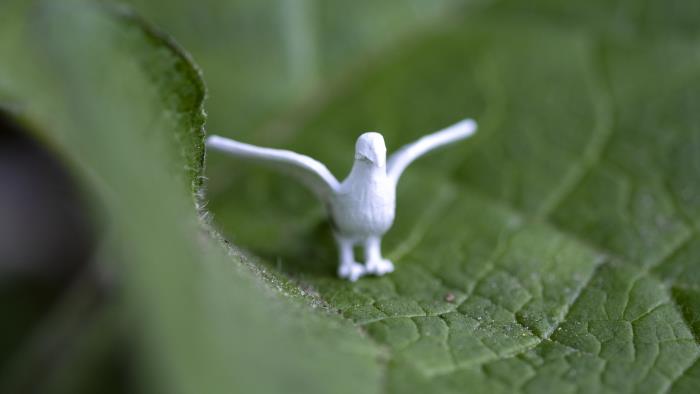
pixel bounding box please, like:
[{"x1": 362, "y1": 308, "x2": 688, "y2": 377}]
[{"x1": 0, "y1": 111, "x2": 129, "y2": 393}]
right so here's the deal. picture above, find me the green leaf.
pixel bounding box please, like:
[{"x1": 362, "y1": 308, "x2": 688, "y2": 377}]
[
  {"x1": 123, "y1": 0, "x2": 469, "y2": 140},
  {"x1": 3, "y1": 0, "x2": 700, "y2": 393},
  {"x1": 0, "y1": 1, "x2": 380, "y2": 394},
  {"x1": 207, "y1": 4, "x2": 700, "y2": 393}
]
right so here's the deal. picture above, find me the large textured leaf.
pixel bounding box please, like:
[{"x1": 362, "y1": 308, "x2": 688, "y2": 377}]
[
  {"x1": 207, "y1": 3, "x2": 700, "y2": 393},
  {"x1": 0, "y1": 1, "x2": 380, "y2": 393}
]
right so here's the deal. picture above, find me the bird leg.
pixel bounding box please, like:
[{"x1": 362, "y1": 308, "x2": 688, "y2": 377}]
[
  {"x1": 364, "y1": 236, "x2": 394, "y2": 275},
  {"x1": 336, "y1": 236, "x2": 365, "y2": 281}
]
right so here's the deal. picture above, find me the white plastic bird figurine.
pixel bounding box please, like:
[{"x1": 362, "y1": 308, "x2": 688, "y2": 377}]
[{"x1": 207, "y1": 119, "x2": 477, "y2": 281}]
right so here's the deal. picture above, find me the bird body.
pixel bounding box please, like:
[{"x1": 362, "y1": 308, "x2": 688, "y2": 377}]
[
  {"x1": 331, "y1": 138, "x2": 395, "y2": 240},
  {"x1": 207, "y1": 119, "x2": 477, "y2": 281}
]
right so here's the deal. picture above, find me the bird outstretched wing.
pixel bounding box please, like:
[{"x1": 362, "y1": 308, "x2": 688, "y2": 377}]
[
  {"x1": 386, "y1": 119, "x2": 477, "y2": 184},
  {"x1": 206, "y1": 135, "x2": 340, "y2": 202}
]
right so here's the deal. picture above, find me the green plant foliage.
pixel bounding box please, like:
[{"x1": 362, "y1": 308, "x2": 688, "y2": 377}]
[
  {"x1": 123, "y1": 0, "x2": 466, "y2": 136},
  {"x1": 1, "y1": 0, "x2": 699, "y2": 393}
]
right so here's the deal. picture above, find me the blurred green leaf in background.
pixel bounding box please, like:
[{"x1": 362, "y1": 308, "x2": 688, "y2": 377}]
[{"x1": 1, "y1": 0, "x2": 700, "y2": 393}]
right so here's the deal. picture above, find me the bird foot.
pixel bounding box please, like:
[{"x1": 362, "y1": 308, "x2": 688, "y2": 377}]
[
  {"x1": 338, "y1": 262, "x2": 366, "y2": 282},
  {"x1": 365, "y1": 259, "x2": 394, "y2": 276}
]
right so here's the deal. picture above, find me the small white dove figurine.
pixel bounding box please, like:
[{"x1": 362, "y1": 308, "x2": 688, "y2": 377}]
[{"x1": 207, "y1": 119, "x2": 477, "y2": 281}]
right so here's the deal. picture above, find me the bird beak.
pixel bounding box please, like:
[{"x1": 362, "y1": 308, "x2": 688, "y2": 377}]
[
  {"x1": 375, "y1": 151, "x2": 386, "y2": 167},
  {"x1": 357, "y1": 149, "x2": 385, "y2": 167},
  {"x1": 367, "y1": 149, "x2": 385, "y2": 167}
]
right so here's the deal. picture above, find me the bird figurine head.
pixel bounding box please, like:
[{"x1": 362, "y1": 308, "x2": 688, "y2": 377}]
[{"x1": 355, "y1": 132, "x2": 387, "y2": 167}]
